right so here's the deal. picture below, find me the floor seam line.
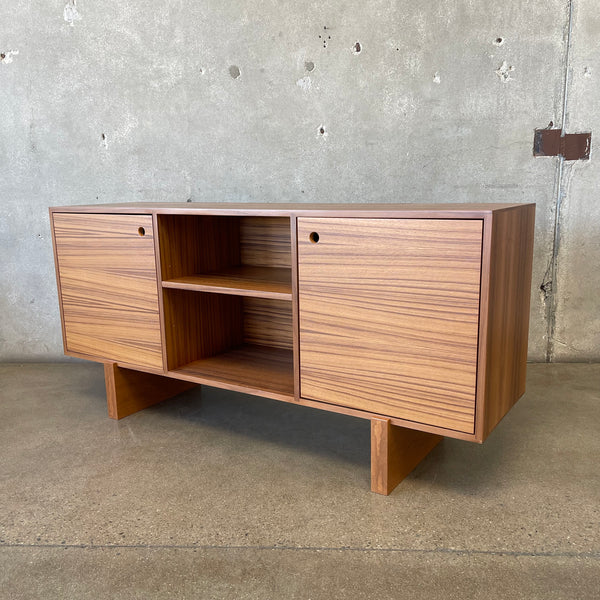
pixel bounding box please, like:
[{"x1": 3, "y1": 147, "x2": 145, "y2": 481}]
[{"x1": 1, "y1": 543, "x2": 599, "y2": 559}]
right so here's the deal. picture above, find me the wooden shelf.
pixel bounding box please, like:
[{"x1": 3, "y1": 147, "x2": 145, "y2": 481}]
[
  {"x1": 162, "y1": 266, "x2": 292, "y2": 300},
  {"x1": 169, "y1": 344, "x2": 294, "y2": 402}
]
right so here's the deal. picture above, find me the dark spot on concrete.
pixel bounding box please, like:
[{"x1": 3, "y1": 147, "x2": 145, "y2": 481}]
[
  {"x1": 186, "y1": 198, "x2": 192, "y2": 203},
  {"x1": 229, "y1": 65, "x2": 241, "y2": 79},
  {"x1": 305, "y1": 61, "x2": 315, "y2": 72},
  {"x1": 101, "y1": 133, "x2": 106, "y2": 140},
  {"x1": 353, "y1": 42, "x2": 362, "y2": 54},
  {"x1": 0, "y1": 53, "x2": 5, "y2": 60},
  {"x1": 540, "y1": 279, "x2": 552, "y2": 297},
  {"x1": 319, "y1": 127, "x2": 325, "y2": 135},
  {"x1": 494, "y1": 37, "x2": 504, "y2": 46}
]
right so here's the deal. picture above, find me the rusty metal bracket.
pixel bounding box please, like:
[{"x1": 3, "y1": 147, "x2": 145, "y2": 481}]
[{"x1": 534, "y1": 128, "x2": 591, "y2": 160}]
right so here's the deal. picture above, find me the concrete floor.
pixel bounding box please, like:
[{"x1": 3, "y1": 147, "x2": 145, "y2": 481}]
[{"x1": 0, "y1": 363, "x2": 598, "y2": 599}]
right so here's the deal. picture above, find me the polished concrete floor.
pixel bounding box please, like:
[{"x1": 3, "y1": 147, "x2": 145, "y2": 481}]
[{"x1": 0, "y1": 362, "x2": 598, "y2": 599}]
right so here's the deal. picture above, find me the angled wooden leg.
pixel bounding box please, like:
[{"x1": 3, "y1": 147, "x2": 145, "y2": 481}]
[
  {"x1": 371, "y1": 418, "x2": 442, "y2": 495},
  {"x1": 104, "y1": 363, "x2": 198, "y2": 419}
]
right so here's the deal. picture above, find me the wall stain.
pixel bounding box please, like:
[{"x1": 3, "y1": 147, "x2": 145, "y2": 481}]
[
  {"x1": 1, "y1": 50, "x2": 19, "y2": 64},
  {"x1": 495, "y1": 61, "x2": 514, "y2": 82},
  {"x1": 296, "y1": 76, "x2": 312, "y2": 91},
  {"x1": 64, "y1": 1, "x2": 82, "y2": 27}
]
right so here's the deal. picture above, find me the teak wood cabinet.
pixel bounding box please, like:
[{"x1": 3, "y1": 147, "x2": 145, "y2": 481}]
[{"x1": 50, "y1": 202, "x2": 535, "y2": 494}]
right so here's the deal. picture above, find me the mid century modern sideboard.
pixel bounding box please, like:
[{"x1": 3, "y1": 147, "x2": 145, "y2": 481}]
[{"x1": 50, "y1": 202, "x2": 535, "y2": 494}]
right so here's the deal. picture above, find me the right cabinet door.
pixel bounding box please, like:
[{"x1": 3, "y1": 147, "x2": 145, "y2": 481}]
[{"x1": 297, "y1": 218, "x2": 483, "y2": 434}]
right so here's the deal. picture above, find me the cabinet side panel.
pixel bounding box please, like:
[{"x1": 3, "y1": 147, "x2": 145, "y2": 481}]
[
  {"x1": 298, "y1": 218, "x2": 482, "y2": 434},
  {"x1": 52, "y1": 213, "x2": 163, "y2": 369},
  {"x1": 483, "y1": 204, "x2": 535, "y2": 438}
]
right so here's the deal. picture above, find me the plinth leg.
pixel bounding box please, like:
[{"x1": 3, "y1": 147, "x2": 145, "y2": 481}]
[
  {"x1": 104, "y1": 363, "x2": 198, "y2": 419},
  {"x1": 371, "y1": 418, "x2": 442, "y2": 495}
]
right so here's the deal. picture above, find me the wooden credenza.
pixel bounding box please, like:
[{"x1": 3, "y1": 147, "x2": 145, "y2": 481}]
[{"x1": 50, "y1": 202, "x2": 535, "y2": 494}]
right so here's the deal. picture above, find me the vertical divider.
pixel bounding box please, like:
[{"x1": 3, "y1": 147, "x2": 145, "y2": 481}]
[
  {"x1": 152, "y1": 212, "x2": 169, "y2": 373},
  {"x1": 290, "y1": 215, "x2": 301, "y2": 401}
]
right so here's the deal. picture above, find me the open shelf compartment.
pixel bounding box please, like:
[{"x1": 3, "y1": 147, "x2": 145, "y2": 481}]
[
  {"x1": 163, "y1": 289, "x2": 294, "y2": 401},
  {"x1": 158, "y1": 215, "x2": 292, "y2": 299}
]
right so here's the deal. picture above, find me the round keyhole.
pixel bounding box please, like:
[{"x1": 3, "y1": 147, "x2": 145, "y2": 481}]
[
  {"x1": 138, "y1": 227, "x2": 146, "y2": 236},
  {"x1": 309, "y1": 232, "x2": 320, "y2": 243}
]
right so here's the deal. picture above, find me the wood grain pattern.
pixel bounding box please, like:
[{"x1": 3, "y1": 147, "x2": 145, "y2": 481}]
[
  {"x1": 50, "y1": 203, "x2": 535, "y2": 452},
  {"x1": 290, "y1": 217, "x2": 301, "y2": 401},
  {"x1": 163, "y1": 289, "x2": 243, "y2": 371},
  {"x1": 50, "y1": 202, "x2": 522, "y2": 217},
  {"x1": 158, "y1": 215, "x2": 240, "y2": 280},
  {"x1": 162, "y1": 289, "x2": 293, "y2": 393},
  {"x1": 371, "y1": 417, "x2": 442, "y2": 495},
  {"x1": 243, "y1": 297, "x2": 293, "y2": 350},
  {"x1": 479, "y1": 204, "x2": 535, "y2": 439},
  {"x1": 52, "y1": 213, "x2": 163, "y2": 369},
  {"x1": 104, "y1": 362, "x2": 197, "y2": 419},
  {"x1": 158, "y1": 215, "x2": 292, "y2": 299},
  {"x1": 298, "y1": 218, "x2": 483, "y2": 433},
  {"x1": 152, "y1": 212, "x2": 170, "y2": 371},
  {"x1": 172, "y1": 345, "x2": 294, "y2": 402},
  {"x1": 162, "y1": 266, "x2": 292, "y2": 300},
  {"x1": 240, "y1": 217, "x2": 291, "y2": 268}
]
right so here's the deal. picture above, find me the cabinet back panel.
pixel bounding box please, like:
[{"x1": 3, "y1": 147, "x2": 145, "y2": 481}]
[
  {"x1": 298, "y1": 218, "x2": 482, "y2": 434},
  {"x1": 158, "y1": 216, "x2": 291, "y2": 280},
  {"x1": 52, "y1": 213, "x2": 163, "y2": 369},
  {"x1": 240, "y1": 217, "x2": 291, "y2": 268},
  {"x1": 243, "y1": 298, "x2": 293, "y2": 350},
  {"x1": 158, "y1": 215, "x2": 240, "y2": 280}
]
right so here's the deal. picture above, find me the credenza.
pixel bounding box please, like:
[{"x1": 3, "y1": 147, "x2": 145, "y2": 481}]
[{"x1": 50, "y1": 202, "x2": 535, "y2": 494}]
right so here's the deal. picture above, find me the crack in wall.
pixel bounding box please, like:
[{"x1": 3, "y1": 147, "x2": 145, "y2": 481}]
[{"x1": 545, "y1": 0, "x2": 574, "y2": 363}]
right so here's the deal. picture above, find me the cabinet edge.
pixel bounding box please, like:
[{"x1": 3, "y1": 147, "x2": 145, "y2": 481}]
[{"x1": 477, "y1": 203, "x2": 536, "y2": 441}]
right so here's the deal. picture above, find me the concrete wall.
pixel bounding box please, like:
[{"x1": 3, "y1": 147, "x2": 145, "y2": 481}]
[{"x1": 1, "y1": 0, "x2": 598, "y2": 361}]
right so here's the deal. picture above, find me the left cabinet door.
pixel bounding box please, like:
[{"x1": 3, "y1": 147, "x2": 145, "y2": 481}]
[{"x1": 52, "y1": 213, "x2": 163, "y2": 370}]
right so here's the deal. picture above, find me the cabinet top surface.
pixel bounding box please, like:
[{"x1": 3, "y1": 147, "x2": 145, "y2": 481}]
[{"x1": 50, "y1": 202, "x2": 533, "y2": 217}]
